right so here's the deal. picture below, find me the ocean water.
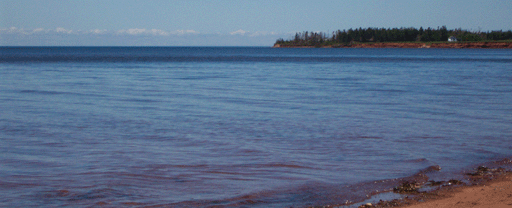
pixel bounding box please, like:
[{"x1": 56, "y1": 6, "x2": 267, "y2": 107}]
[{"x1": 1, "y1": 47, "x2": 511, "y2": 207}]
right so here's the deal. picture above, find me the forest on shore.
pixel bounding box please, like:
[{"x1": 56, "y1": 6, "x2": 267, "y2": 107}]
[{"x1": 275, "y1": 26, "x2": 512, "y2": 47}]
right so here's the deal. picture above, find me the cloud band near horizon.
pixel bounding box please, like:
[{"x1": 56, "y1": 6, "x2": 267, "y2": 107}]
[{"x1": 0, "y1": 27, "x2": 290, "y2": 46}]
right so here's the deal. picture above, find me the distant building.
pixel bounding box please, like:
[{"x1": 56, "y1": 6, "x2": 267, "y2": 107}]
[{"x1": 448, "y1": 36, "x2": 458, "y2": 42}]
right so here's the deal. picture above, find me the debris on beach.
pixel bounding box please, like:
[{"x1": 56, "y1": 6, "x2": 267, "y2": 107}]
[
  {"x1": 374, "y1": 199, "x2": 403, "y2": 207},
  {"x1": 494, "y1": 158, "x2": 512, "y2": 165},
  {"x1": 358, "y1": 202, "x2": 375, "y2": 208},
  {"x1": 350, "y1": 163, "x2": 512, "y2": 208},
  {"x1": 426, "y1": 180, "x2": 443, "y2": 186},
  {"x1": 393, "y1": 181, "x2": 420, "y2": 194},
  {"x1": 466, "y1": 166, "x2": 507, "y2": 176},
  {"x1": 446, "y1": 179, "x2": 464, "y2": 185}
]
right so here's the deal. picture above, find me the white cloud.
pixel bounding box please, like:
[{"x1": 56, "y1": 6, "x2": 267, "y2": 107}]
[
  {"x1": 8, "y1": 27, "x2": 20, "y2": 33},
  {"x1": 1, "y1": 27, "x2": 21, "y2": 34},
  {"x1": 116, "y1": 28, "x2": 150, "y2": 35},
  {"x1": 227, "y1": 30, "x2": 281, "y2": 37},
  {"x1": 126, "y1": 28, "x2": 146, "y2": 35},
  {"x1": 249, "y1": 31, "x2": 279, "y2": 37},
  {"x1": 230, "y1": 29, "x2": 248, "y2": 35},
  {"x1": 1, "y1": 27, "x2": 288, "y2": 46},
  {"x1": 149, "y1": 29, "x2": 169, "y2": 36},
  {"x1": 55, "y1": 27, "x2": 74, "y2": 34},
  {"x1": 174, "y1": 29, "x2": 199, "y2": 35},
  {"x1": 90, "y1": 29, "x2": 107, "y2": 34},
  {"x1": 1, "y1": 27, "x2": 282, "y2": 37},
  {"x1": 1, "y1": 27, "x2": 45, "y2": 35},
  {"x1": 32, "y1": 28, "x2": 45, "y2": 33},
  {"x1": 115, "y1": 29, "x2": 200, "y2": 36}
]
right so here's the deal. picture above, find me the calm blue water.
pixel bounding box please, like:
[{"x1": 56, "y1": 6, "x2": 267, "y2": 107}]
[{"x1": 1, "y1": 47, "x2": 512, "y2": 207}]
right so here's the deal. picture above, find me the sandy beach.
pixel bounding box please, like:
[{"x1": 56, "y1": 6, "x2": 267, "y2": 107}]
[
  {"x1": 359, "y1": 168, "x2": 512, "y2": 208},
  {"x1": 403, "y1": 173, "x2": 512, "y2": 208}
]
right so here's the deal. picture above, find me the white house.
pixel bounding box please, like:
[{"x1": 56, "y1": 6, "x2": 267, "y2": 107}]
[{"x1": 448, "y1": 36, "x2": 458, "y2": 42}]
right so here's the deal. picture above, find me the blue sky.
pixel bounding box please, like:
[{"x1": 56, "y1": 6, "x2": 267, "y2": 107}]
[{"x1": 1, "y1": 0, "x2": 511, "y2": 46}]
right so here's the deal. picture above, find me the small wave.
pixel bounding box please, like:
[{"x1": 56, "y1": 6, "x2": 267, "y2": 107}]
[
  {"x1": 0, "y1": 180, "x2": 40, "y2": 188},
  {"x1": 404, "y1": 158, "x2": 430, "y2": 163},
  {"x1": 119, "y1": 98, "x2": 162, "y2": 103},
  {"x1": 18, "y1": 89, "x2": 102, "y2": 98},
  {"x1": 20, "y1": 90, "x2": 68, "y2": 95},
  {"x1": 256, "y1": 163, "x2": 315, "y2": 169},
  {"x1": 43, "y1": 188, "x2": 132, "y2": 203},
  {"x1": 204, "y1": 171, "x2": 244, "y2": 175}
]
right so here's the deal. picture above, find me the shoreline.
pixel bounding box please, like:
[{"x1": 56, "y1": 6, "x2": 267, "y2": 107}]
[
  {"x1": 402, "y1": 172, "x2": 512, "y2": 208},
  {"x1": 333, "y1": 159, "x2": 512, "y2": 208},
  {"x1": 370, "y1": 172, "x2": 512, "y2": 208},
  {"x1": 273, "y1": 42, "x2": 512, "y2": 49}
]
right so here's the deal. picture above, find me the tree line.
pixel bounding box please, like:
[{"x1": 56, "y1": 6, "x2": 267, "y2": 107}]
[{"x1": 275, "y1": 26, "x2": 512, "y2": 46}]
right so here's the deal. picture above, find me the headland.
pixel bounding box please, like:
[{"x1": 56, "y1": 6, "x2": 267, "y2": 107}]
[
  {"x1": 274, "y1": 26, "x2": 512, "y2": 49},
  {"x1": 273, "y1": 41, "x2": 512, "y2": 49}
]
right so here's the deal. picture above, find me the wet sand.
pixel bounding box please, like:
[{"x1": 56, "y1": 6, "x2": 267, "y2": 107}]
[
  {"x1": 401, "y1": 173, "x2": 512, "y2": 208},
  {"x1": 407, "y1": 173, "x2": 512, "y2": 208},
  {"x1": 358, "y1": 168, "x2": 512, "y2": 208}
]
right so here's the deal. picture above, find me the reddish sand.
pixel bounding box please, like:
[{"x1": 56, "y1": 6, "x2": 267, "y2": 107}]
[
  {"x1": 362, "y1": 172, "x2": 512, "y2": 208},
  {"x1": 273, "y1": 42, "x2": 512, "y2": 49},
  {"x1": 403, "y1": 174, "x2": 512, "y2": 208}
]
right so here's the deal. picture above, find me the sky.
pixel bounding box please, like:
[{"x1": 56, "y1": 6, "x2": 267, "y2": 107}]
[{"x1": 1, "y1": 0, "x2": 511, "y2": 46}]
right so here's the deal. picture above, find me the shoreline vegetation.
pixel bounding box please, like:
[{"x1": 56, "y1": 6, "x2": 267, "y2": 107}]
[{"x1": 273, "y1": 26, "x2": 512, "y2": 48}]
